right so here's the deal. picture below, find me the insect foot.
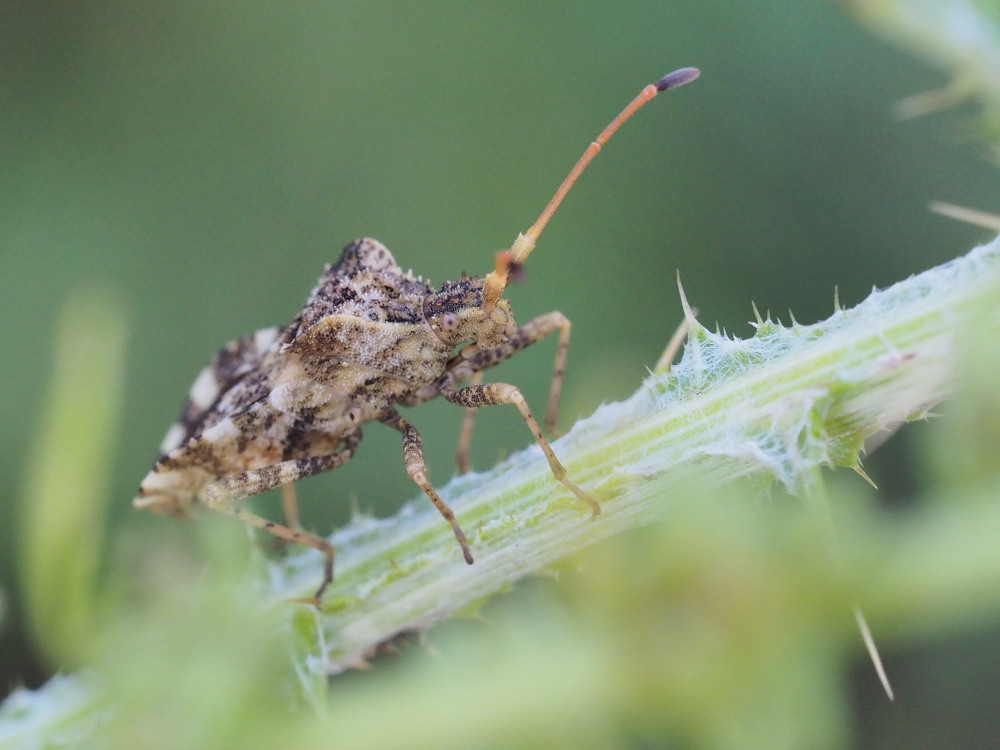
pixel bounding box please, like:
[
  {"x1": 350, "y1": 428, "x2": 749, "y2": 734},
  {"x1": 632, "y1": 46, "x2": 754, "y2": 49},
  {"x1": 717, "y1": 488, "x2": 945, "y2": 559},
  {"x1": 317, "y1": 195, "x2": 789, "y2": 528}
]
[{"x1": 134, "y1": 67, "x2": 699, "y2": 603}]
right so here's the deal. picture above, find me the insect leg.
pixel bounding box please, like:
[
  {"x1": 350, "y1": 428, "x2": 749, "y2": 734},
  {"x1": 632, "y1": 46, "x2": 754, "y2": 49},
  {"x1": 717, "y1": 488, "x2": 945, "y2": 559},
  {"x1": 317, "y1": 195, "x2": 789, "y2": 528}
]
[
  {"x1": 381, "y1": 412, "x2": 474, "y2": 565},
  {"x1": 203, "y1": 433, "x2": 361, "y2": 602},
  {"x1": 205, "y1": 447, "x2": 357, "y2": 501},
  {"x1": 281, "y1": 484, "x2": 300, "y2": 531},
  {"x1": 455, "y1": 371, "x2": 483, "y2": 474},
  {"x1": 541, "y1": 312, "x2": 572, "y2": 436},
  {"x1": 443, "y1": 381, "x2": 599, "y2": 516},
  {"x1": 264, "y1": 483, "x2": 302, "y2": 553},
  {"x1": 446, "y1": 311, "x2": 572, "y2": 435},
  {"x1": 217, "y1": 504, "x2": 335, "y2": 604}
]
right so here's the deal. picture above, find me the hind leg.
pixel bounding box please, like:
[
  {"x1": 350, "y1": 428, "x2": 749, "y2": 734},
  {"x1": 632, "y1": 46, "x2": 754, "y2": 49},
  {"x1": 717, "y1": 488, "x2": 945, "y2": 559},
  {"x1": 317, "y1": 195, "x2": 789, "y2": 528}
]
[{"x1": 203, "y1": 435, "x2": 360, "y2": 603}]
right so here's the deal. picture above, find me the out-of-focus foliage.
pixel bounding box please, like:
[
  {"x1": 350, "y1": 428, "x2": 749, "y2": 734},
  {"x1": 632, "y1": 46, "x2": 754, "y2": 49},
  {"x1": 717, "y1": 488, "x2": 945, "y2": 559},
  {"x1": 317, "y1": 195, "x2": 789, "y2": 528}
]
[
  {"x1": 4, "y1": 266, "x2": 1000, "y2": 748},
  {"x1": 4, "y1": 2, "x2": 1000, "y2": 748},
  {"x1": 848, "y1": 0, "x2": 1000, "y2": 146},
  {"x1": 18, "y1": 287, "x2": 127, "y2": 668}
]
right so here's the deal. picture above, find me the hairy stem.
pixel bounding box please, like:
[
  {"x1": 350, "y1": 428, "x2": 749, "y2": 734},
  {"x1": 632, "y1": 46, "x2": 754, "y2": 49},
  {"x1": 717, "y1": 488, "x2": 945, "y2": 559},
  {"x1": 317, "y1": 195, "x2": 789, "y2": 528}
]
[{"x1": 271, "y1": 238, "x2": 1000, "y2": 677}]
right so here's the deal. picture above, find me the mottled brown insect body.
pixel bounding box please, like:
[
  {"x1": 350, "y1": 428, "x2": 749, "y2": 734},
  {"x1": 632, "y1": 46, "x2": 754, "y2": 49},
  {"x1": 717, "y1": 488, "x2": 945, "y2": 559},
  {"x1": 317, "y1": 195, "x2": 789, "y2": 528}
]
[
  {"x1": 135, "y1": 68, "x2": 700, "y2": 602},
  {"x1": 138, "y1": 238, "x2": 515, "y2": 515}
]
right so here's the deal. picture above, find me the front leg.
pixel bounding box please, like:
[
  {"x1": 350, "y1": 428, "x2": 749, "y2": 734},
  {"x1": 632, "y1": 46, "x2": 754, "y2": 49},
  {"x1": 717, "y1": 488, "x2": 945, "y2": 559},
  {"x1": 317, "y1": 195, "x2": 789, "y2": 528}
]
[
  {"x1": 444, "y1": 311, "x2": 572, "y2": 434},
  {"x1": 439, "y1": 311, "x2": 571, "y2": 472},
  {"x1": 443, "y1": 382, "x2": 600, "y2": 517}
]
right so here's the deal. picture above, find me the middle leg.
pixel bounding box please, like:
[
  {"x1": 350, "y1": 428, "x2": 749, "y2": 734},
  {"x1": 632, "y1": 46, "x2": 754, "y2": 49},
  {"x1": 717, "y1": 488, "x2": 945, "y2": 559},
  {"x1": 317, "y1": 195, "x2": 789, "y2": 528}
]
[
  {"x1": 455, "y1": 371, "x2": 483, "y2": 474},
  {"x1": 381, "y1": 411, "x2": 475, "y2": 565}
]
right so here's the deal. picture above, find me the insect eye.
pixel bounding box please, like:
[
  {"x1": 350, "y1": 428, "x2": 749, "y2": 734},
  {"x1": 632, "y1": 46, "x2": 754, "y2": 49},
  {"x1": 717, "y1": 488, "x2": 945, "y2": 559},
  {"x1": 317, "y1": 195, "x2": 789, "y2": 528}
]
[{"x1": 441, "y1": 313, "x2": 460, "y2": 332}]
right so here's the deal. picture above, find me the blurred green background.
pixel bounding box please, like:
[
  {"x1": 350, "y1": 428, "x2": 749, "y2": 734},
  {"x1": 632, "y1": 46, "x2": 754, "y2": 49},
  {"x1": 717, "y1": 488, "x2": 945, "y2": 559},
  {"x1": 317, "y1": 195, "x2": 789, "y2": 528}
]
[{"x1": 3, "y1": 1, "x2": 999, "y2": 747}]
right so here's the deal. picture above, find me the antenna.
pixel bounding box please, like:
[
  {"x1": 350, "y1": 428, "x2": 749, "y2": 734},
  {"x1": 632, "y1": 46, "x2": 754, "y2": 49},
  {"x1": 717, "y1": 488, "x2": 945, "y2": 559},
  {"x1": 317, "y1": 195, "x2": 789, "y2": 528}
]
[{"x1": 482, "y1": 66, "x2": 700, "y2": 310}]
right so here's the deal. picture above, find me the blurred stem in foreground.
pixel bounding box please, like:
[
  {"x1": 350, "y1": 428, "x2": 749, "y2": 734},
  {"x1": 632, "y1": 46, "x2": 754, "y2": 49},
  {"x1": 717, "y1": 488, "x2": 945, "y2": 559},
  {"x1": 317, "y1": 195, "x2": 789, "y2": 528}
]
[{"x1": 17, "y1": 286, "x2": 127, "y2": 668}]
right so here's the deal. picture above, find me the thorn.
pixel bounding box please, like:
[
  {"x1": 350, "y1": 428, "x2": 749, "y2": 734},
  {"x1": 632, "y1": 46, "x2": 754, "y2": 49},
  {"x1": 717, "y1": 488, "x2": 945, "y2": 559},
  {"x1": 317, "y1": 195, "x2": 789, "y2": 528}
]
[
  {"x1": 853, "y1": 463, "x2": 878, "y2": 490},
  {"x1": 928, "y1": 200, "x2": 1000, "y2": 231},
  {"x1": 788, "y1": 309, "x2": 799, "y2": 327},
  {"x1": 894, "y1": 84, "x2": 965, "y2": 120},
  {"x1": 751, "y1": 300, "x2": 764, "y2": 326},
  {"x1": 654, "y1": 308, "x2": 696, "y2": 373},
  {"x1": 855, "y1": 605, "x2": 894, "y2": 701},
  {"x1": 833, "y1": 285, "x2": 841, "y2": 313},
  {"x1": 676, "y1": 271, "x2": 698, "y2": 327}
]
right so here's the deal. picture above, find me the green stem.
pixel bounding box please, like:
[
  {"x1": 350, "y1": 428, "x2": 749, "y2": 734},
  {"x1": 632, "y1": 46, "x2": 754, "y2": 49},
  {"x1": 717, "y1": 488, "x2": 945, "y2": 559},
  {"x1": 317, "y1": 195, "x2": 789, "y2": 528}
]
[{"x1": 272, "y1": 238, "x2": 1000, "y2": 676}]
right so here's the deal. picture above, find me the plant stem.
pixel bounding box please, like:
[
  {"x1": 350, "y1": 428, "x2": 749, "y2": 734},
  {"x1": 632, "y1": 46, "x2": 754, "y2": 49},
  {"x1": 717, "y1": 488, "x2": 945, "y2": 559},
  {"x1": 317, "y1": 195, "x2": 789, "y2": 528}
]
[{"x1": 271, "y1": 238, "x2": 1000, "y2": 676}]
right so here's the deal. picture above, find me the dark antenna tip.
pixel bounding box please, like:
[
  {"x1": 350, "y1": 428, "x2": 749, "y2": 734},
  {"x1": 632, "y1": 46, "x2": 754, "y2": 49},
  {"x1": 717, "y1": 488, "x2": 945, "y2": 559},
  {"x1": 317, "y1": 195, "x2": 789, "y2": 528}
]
[{"x1": 656, "y1": 67, "x2": 701, "y2": 92}]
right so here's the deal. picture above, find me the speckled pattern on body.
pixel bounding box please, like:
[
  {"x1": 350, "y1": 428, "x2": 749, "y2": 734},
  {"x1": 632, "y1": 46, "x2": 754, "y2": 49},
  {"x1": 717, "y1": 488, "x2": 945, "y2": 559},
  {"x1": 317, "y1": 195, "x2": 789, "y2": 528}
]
[{"x1": 135, "y1": 237, "x2": 592, "y2": 601}]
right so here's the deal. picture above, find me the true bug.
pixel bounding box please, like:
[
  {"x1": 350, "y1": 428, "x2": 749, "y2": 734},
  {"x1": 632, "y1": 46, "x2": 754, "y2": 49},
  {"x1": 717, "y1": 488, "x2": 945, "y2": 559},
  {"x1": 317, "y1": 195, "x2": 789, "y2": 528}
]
[{"x1": 134, "y1": 67, "x2": 700, "y2": 602}]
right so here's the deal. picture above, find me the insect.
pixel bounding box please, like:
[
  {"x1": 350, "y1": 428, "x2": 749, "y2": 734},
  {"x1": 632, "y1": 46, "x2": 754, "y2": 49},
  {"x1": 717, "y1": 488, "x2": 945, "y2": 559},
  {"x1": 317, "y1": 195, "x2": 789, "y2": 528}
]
[{"x1": 134, "y1": 67, "x2": 700, "y2": 603}]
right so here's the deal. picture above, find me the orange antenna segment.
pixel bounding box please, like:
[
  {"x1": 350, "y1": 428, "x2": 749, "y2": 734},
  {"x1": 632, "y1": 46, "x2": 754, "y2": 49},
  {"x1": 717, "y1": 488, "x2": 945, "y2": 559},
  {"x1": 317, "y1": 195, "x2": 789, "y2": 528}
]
[{"x1": 483, "y1": 67, "x2": 700, "y2": 310}]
